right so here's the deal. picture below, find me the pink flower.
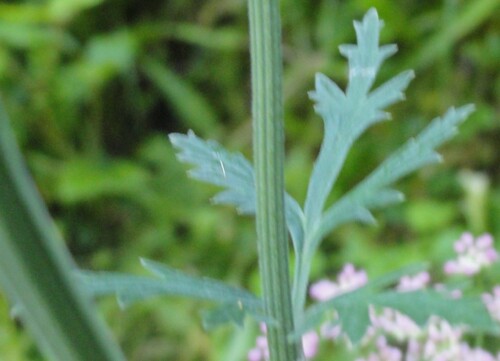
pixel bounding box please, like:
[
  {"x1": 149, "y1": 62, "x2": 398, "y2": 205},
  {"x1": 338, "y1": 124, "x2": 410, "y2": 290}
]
[
  {"x1": 443, "y1": 233, "x2": 498, "y2": 276},
  {"x1": 309, "y1": 263, "x2": 368, "y2": 301},
  {"x1": 247, "y1": 335, "x2": 269, "y2": 361},
  {"x1": 355, "y1": 336, "x2": 402, "y2": 361},
  {"x1": 369, "y1": 307, "x2": 421, "y2": 341},
  {"x1": 247, "y1": 324, "x2": 319, "y2": 360},
  {"x1": 483, "y1": 286, "x2": 500, "y2": 322},
  {"x1": 423, "y1": 317, "x2": 463, "y2": 361},
  {"x1": 302, "y1": 331, "x2": 320, "y2": 358},
  {"x1": 460, "y1": 344, "x2": 498, "y2": 361},
  {"x1": 309, "y1": 279, "x2": 339, "y2": 301},
  {"x1": 397, "y1": 271, "x2": 430, "y2": 292},
  {"x1": 307, "y1": 264, "x2": 368, "y2": 348},
  {"x1": 320, "y1": 323, "x2": 342, "y2": 340},
  {"x1": 434, "y1": 283, "x2": 463, "y2": 299}
]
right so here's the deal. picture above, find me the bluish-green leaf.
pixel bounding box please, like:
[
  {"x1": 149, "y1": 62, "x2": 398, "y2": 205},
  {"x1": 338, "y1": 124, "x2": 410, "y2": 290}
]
[
  {"x1": 303, "y1": 8, "x2": 414, "y2": 230},
  {"x1": 169, "y1": 130, "x2": 255, "y2": 214},
  {"x1": 295, "y1": 263, "x2": 496, "y2": 344},
  {"x1": 77, "y1": 258, "x2": 266, "y2": 328},
  {"x1": 201, "y1": 303, "x2": 248, "y2": 329},
  {"x1": 201, "y1": 302, "x2": 275, "y2": 330},
  {"x1": 169, "y1": 130, "x2": 305, "y2": 253},
  {"x1": 294, "y1": 263, "x2": 428, "y2": 342},
  {"x1": 372, "y1": 291, "x2": 498, "y2": 333},
  {"x1": 320, "y1": 105, "x2": 474, "y2": 239}
]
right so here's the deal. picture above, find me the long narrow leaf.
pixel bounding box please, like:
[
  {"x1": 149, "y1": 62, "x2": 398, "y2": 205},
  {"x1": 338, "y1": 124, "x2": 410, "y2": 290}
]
[
  {"x1": 0, "y1": 102, "x2": 125, "y2": 361},
  {"x1": 77, "y1": 258, "x2": 266, "y2": 328}
]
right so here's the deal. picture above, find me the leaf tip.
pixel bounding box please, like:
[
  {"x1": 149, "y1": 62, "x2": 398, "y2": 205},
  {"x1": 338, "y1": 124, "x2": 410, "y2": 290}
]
[
  {"x1": 460, "y1": 103, "x2": 476, "y2": 119},
  {"x1": 314, "y1": 72, "x2": 329, "y2": 89},
  {"x1": 116, "y1": 295, "x2": 131, "y2": 310},
  {"x1": 366, "y1": 7, "x2": 379, "y2": 18},
  {"x1": 139, "y1": 257, "x2": 148, "y2": 267},
  {"x1": 168, "y1": 132, "x2": 181, "y2": 146}
]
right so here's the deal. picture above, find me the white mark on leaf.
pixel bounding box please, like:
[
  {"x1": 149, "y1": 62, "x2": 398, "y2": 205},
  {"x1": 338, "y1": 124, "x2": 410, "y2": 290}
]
[{"x1": 215, "y1": 152, "x2": 227, "y2": 178}]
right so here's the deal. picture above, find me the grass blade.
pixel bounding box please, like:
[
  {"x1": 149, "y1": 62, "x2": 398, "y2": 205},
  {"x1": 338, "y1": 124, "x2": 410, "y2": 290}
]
[{"x1": 0, "y1": 102, "x2": 125, "y2": 361}]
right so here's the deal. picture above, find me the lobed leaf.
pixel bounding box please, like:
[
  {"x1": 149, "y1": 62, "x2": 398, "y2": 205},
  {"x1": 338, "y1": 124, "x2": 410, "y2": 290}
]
[
  {"x1": 293, "y1": 263, "x2": 428, "y2": 341},
  {"x1": 319, "y1": 105, "x2": 474, "y2": 239},
  {"x1": 296, "y1": 264, "x2": 497, "y2": 344},
  {"x1": 372, "y1": 291, "x2": 498, "y2": 334},
  {"x1": 77, "y1": 258, "x2": 266, "y2": 328},
  {"x1": 201, "y1": 302, "x2": 275, "y2": 331},
  {"x1": 169, "y1": 130, "x2": 305, "y2": 253},
  {"x1": 303, "y1": 8, "x2": 414, "y2": 230},
  {"x1": 169, "y1": 130, "x2": 255, "y2": 214}
]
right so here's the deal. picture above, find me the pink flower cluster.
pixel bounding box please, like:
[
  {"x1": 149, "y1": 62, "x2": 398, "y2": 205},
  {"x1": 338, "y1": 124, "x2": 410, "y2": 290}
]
[
  {"x1": 359, "y1": 317, "x2": 500, "y2": 361},
  {"x1": 483, "y1": 286, "x2": 500, "y2": 323},
  {"x1": 248, "y1": 233, "x2": 500, "y2": 361},
  {"x1": 443, "y1": 233, "x2": 498, "y2": 276},
  {"x1": 369, "y1": 306, "x2": 421, "y2": 342},
  {"x1": 397, "y1": 271, "x2": 430, "y2": 292},
  {"x1": 309, "y1": 263, "x2": 368, "y2": 301},
  {"x1": 355, "y1": 336, "x2": 402, "y2": 361}
]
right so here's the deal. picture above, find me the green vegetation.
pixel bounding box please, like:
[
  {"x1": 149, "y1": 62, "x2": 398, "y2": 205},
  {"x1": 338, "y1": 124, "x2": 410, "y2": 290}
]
[{"x1": 0, "y1": 1, "x2": 499, "y2": 360}]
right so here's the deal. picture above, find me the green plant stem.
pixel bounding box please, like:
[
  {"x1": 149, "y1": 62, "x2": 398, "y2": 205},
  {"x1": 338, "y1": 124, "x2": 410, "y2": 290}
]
[
  {"x1": 293, "y1": 244, "x2": 313, "y2": 322},
  {"x1": 247, "y1": 0, "x2": 303, "y2": 360},
  {"x1": 292, "y1": 230, "x2": 322, "y2": 323}
]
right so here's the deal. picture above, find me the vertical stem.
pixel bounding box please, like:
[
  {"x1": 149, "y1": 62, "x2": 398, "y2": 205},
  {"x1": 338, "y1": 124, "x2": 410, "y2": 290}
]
[{"x1": 248, "y1": 1, "x2": 303, "y2": 360}]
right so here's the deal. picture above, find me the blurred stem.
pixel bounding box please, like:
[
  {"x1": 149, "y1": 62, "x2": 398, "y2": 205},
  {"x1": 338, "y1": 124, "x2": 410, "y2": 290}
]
[
  {"x1": 248, "y1": 0, "x2": 303, "y2": 360},
  {"x1": 0, "y1": 101, "x2": 125, "y2": 361},
  {"x1": 459, "y1": 169, "x2": 490, "y2": 233}
]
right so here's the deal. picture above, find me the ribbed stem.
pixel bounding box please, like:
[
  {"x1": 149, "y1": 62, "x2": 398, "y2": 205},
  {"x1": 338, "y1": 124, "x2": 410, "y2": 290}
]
[{"x1": 248, "y1": 0, "x2": 303, "y2": 360}]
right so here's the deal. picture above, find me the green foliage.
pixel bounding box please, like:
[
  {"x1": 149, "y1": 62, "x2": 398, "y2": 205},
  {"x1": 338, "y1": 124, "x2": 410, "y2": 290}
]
[
  {"x1": 143, "y1": 58, "x2": 220, "y2": 135},
  {"x1": 296, "y1": 265, "x2": 498, "y2": 343},
  {"x1": 0, "y1": 0, "x2": 498, "y2": 360},
  {"x1": 79, "y1": 9, "x2": 491, "y2": 352},
  {"x1": 320, "y1": 105, "x2": 473, "y2": 239},
  {"x1": 169, "y1": 131, "x2": 256, "y2": 215},
  {"x1": 78, "y1": 258, "x2": 266, "y2": 327},
  {"x1": 169, "y1": 130, "x2": 305, "y2": 251}
]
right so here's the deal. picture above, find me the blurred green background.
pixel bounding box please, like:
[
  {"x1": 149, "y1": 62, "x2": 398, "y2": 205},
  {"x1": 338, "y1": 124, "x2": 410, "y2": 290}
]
[{"x1": 0, "y1": 0, "x2": 499, "y2": 360}]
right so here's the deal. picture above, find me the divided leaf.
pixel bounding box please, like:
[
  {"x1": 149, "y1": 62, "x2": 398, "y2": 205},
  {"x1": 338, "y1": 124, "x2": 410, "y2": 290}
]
[
  {"x1": 169, "y1": 130, "x2": 305, "y2": 252},
  {"x1": 293, "y1": 263, "x2": 428, "y2": 339},
  {"x1": 304, "y1": 8, "x2": 414, "y2": 230},
  {"x1": 169, "y1": 130, "x2": 255, "y2": 214},
  {"x1": 372, "y1": 291, "x2": 497, "y2": 333},
  {"x1": 337, "y1": 290, "x2": 495, "y2": 343},
  {"x1": 319, "y1": 105, "x2": 474, "y2": 239},
  {"x1": 201, "y1": 302, "x2": 276, "y2": 330},
  {"x1": 77, "y1": 258, "x2": 265, "y2": 329},
  {"x1": 296, "y1": 264, "x2": 497, "y2": 344}
]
